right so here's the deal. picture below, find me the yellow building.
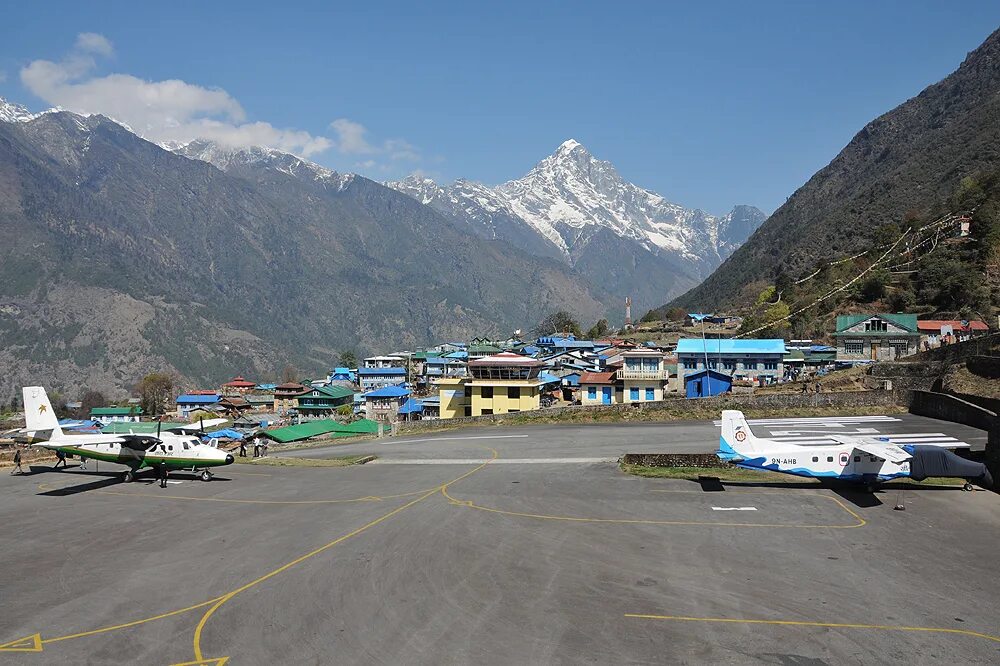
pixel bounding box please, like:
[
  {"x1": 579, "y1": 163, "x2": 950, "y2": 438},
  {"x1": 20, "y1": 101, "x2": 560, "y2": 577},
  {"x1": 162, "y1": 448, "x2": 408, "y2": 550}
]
[
  {"x1": 437, "y1": 353, "x2": 544, "y2": 418},
  {"x1": 618, "y1": 349, "x2": 669, "y2": 404},
  {"x1": 437, "y1": 377, "x2": 469, "y2": 419}
]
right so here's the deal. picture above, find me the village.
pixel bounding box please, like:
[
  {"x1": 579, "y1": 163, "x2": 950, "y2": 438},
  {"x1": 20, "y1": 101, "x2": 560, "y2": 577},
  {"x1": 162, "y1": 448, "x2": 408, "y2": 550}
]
[{"x1": 39, "y1": 311, "x2": 991, "y2": 448}]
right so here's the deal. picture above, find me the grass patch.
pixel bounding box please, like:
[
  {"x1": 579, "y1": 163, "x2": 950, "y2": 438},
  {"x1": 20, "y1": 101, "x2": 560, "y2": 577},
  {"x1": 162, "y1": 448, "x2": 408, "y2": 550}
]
[
  {"x1": 235, "y1": 455, "x2": 375, "y2": 468},
  {"x1": 620, "y1": 463, "x2": 968, "y2": 486}
]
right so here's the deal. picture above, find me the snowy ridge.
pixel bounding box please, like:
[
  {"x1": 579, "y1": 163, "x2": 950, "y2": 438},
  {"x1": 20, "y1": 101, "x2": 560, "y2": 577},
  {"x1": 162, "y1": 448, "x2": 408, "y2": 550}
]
[
  {"x1": 171, "y1": 140, "x2": 351, "y2": 189},
  {"x1": 388, "y1": 140, "x2": 766, "y2": 273}
]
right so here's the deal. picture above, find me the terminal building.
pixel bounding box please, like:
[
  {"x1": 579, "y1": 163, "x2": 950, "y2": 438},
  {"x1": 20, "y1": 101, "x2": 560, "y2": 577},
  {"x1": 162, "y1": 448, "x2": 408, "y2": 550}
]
[{"x1": 437, "y1": 352, "x2": 544, "y2": 418}]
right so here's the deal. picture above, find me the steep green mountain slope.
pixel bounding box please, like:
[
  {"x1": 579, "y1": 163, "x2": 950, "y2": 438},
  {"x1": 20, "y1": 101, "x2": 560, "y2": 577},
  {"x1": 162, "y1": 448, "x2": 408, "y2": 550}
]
[{"x1": 668, "y1": 27, "x2": 1000, "y2": 312}]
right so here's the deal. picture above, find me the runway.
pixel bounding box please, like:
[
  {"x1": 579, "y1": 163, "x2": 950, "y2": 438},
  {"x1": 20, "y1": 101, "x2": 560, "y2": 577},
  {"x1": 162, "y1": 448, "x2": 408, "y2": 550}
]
[{"x1": 1, "y1": 414, "x2": 997, "y2": 665}]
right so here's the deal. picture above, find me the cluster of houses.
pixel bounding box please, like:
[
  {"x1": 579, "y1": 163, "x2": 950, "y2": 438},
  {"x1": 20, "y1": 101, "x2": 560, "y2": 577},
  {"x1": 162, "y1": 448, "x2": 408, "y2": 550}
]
[{"x1": 75, "y1": 314, "x2": 991, "y2": 428}]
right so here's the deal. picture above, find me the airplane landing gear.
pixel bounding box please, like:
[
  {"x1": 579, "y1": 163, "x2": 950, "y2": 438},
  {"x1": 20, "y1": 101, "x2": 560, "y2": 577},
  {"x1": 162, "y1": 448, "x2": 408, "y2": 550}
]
[
  {"x1": 963, "y1": 482, "x2": 975, "y2": 492},
  {"x1": 121, "y1": 469, "x2": 135, "y2": 483},
  {"x1": 200, "y1": 470, "x2": 213, "y2": 482}
]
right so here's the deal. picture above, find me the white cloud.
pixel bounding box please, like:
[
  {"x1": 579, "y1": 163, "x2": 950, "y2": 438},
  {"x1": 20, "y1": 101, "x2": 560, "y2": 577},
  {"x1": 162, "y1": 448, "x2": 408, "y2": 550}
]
[
  {"x1": 20, "y1": 33, "x2": 331, "y2": 157},
  {"x1": 330, "y1": 117, "x2": 422, "y2": 166},
  {"x1": 75, "y1": 32, "x2": 114, "y2": 57},
  {"x1": 18, "y1": 33, "x2": 423, "y2": 170}
]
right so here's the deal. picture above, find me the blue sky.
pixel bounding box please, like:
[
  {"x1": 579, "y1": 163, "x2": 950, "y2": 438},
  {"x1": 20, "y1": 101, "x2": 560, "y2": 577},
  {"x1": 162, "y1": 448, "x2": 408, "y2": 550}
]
[{"x1": 2, "y1": 1, "x2": 999, "y2": 214}]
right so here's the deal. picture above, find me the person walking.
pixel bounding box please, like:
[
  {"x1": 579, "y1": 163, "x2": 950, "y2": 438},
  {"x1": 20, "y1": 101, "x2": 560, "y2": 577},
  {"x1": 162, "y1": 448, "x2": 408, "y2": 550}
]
[
  {"x1": 11, "y1": 447, "x2": 23, "y2": 475},
  {"x1": 54, "y1": 450, "x2": 67, "y2": 469},
  {"x1": 238, "y1": 437, "x2": 247, "y2": 458},
  {"x1": 261, "y1": 438, "x2": 269, "y2": 457}
]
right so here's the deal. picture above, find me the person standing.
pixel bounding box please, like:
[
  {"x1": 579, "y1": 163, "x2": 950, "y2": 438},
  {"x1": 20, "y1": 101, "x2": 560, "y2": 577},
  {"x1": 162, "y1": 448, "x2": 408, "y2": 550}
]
[
  {"x1": 156, "y1": 462, "x2": 168, "y2": 488},
  {"x1": 253, "y1": 437, "x2": 260, "y2": 458},
  {"x1": 11, "y1": 447, "x2": 23, "y2": 475},
  {"x1": 239, "y1": 437, "x2": 247, "y2": 458}
]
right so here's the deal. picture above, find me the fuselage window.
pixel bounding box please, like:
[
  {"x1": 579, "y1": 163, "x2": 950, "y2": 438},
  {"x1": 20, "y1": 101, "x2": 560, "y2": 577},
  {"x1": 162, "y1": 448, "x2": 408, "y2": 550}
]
[
  {"x1": 854, "y1": 456, "x2": 861, "y2": 462},
  {"x1": 826, "y1": 456, "x2": 834, "y2": 463},
  {"x1": 168, "y1": 445, "x2": 173, "y2": 452},
  {"x1": 812, "y1": 456, "x2": 818, "y2": 463}
]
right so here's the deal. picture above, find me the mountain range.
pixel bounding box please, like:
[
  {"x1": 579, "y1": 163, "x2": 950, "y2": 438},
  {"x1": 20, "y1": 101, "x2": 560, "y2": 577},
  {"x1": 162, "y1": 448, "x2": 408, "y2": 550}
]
[
  {"x1": 388, "y1": 140, "x2": 766, "y2": 308},
  {"x1": 668, "y1": 26, "x2": 1000, "y2": 312},
  {"x1": 0, "y1": 97, "x2": 764, "y2": 399}
]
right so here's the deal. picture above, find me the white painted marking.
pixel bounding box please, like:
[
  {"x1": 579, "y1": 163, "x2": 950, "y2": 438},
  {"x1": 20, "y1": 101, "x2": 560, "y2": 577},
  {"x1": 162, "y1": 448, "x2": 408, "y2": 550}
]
[
  {"x1": 371, "y1": 457, "x2": 616, "y2": 465},
  {"x1": 165, "y1": 480, "x2": 183, "y2": 484},
  {"x1": 384, "y1": 435, "x2": 531, "y2": 445},
  {"x1": 714, "y1": 416, "x2": 901, "y2": 426},
  {"x1": 712, "y1": 506, "x2": 758, "y2": 511}
]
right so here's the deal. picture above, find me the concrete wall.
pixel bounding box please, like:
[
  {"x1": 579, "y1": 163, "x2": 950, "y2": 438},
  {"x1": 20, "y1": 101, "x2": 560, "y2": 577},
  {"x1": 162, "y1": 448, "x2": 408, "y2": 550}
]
[
  {"x1": 967, "y1": 355, "x2": 1000, "y2": 379},
  {"x1": 907, "y1": 332, "x2": 999, "y2": 364},
  {"x1": 908, "y1": 390, "x2": 999, "y2": 493}
]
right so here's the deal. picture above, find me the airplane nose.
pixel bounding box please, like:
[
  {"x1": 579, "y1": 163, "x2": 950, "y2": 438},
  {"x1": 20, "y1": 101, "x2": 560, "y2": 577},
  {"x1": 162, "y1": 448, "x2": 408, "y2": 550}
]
[{"x1": 225, "y1": 454, "x2": 234, "y2": 464}]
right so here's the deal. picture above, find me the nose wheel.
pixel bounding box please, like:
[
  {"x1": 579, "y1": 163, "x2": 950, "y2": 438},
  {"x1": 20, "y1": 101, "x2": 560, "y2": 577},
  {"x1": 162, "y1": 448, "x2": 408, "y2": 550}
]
[{"x1": 200, "y1": 470, "x2": 214, "y2": 482}]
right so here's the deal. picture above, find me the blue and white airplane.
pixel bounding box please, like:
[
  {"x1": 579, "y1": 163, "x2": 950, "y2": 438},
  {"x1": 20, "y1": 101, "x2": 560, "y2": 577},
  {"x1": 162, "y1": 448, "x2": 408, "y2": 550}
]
[{"x1": 716, "y1": 410, "x2": 992, "y2": 490}]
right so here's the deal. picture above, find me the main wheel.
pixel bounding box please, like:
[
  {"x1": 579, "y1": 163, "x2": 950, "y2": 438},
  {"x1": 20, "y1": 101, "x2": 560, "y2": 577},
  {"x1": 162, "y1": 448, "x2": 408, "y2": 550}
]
[
  {"x1": 963, "y1": 482, "x2": 974, "y2": 492},
  {"x1": 200, "y1": 470, "x2": 213, "y2": 482},
  {"x1": 121, "y1": 470, "x2": 135, "y2": 483}
]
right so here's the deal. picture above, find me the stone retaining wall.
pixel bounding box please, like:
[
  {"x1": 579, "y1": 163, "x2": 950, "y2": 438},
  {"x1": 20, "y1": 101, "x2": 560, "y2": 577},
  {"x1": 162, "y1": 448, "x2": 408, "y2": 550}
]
[
  {"x1": 398, "y1": 390, "x2": 899, "y2": 433},
  {"x1": 967, "y1": 355, "x2": 1000, "y2": 379},
  {"x1": 620, "y1": 453, "x2": 729, "y2": 468}
]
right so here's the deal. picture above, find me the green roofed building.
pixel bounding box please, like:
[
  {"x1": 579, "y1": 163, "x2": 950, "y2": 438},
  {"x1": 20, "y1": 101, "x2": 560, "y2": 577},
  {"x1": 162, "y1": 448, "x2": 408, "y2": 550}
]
[
  {"x1": 90, "y1": 406, "x2": 143, "y2": 423},
  {"x1": 295, "y1": 385, "x2": 354, "y2": 414},
  {"x1": 833, "y1": 313, "x2": 919, "y2": 361}
]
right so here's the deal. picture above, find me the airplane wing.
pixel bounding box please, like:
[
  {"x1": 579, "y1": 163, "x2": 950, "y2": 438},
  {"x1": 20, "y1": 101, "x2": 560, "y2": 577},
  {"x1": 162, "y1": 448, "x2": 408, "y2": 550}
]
[
  {"x1": 164, "y1": 418, "x2": 228, "y2": 434},
  {"x1": 829, "y1": 435, "x2": 912, "y2": 463}
]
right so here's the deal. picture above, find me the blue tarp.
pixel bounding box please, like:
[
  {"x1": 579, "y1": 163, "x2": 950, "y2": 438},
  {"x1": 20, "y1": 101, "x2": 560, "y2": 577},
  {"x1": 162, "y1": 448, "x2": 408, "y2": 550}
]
[{"x1": 205, "y1": 428, "x2": 245, "y2": 440}]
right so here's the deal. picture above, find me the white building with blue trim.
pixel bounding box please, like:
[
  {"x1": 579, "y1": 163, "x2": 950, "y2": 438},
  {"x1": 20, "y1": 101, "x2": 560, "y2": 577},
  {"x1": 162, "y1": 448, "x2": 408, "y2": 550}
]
[{"x1": 676, "y1": 339, "x2": 787, "y2": 386}]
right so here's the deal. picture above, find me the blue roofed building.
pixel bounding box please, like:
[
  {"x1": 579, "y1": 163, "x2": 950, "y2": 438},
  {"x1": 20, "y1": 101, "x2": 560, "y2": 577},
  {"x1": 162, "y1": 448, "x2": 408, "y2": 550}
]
[
  {"x1": 364, "y1": 385, "x2": 411, "y2": 422},
  {"x1": 358, "y1": 366, "x2": 407, "y2": 392},
  {"x1": 676, "y1": 339, "x2": 787, "y2": 386},
  {"x1": 175, "y1": 392, "x2": 221, "y2": 417}
]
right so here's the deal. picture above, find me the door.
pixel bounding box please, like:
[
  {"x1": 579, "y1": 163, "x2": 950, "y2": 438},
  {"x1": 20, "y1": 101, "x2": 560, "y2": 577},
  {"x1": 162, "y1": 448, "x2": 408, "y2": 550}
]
[
  {"x1": 601, "y1": 387, "x2": 612, "y2": 405},
  {"x1": 870, "y1": 342, "x2": 879, "y2": 360}
]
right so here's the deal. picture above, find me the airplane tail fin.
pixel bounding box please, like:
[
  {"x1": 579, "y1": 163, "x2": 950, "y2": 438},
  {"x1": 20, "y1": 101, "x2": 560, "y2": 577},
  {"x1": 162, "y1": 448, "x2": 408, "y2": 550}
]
[
  {"x1": 718, "y1": 410, "x2": 760, "y2": 460},
  {"x1": 22, "y1": 386, "x2": 63, "y2": 441}
]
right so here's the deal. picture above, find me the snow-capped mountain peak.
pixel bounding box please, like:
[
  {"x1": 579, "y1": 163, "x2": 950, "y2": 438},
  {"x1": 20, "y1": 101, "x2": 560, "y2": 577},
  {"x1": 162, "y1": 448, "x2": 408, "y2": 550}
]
[
  {"x1": 387, "y1": 139, "x2": 766, "y2": 291},
  {"x1": 0, "y1": 97, "x2": 39, "y2": 123}
]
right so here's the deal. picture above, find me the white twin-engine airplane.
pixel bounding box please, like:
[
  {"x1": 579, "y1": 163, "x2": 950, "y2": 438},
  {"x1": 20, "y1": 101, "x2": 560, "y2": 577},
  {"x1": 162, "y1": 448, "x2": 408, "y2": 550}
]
[
  {"x1": 20, "y1": 387, "x2": 234, "y2": 483},
  {"x1": 717, "y1": 410, "x2": 993, "y2": 491}
]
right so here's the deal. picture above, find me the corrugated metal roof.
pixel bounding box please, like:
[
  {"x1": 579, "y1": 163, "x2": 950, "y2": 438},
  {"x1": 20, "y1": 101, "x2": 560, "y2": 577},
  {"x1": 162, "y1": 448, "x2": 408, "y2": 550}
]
[
  {"x1": 469, "y1": 352, "x2": 543, "y2": 367},
  {"x1": 916, "y1": 319, "x2": 989, "y2": 331},
  {"x1": 835, "y1": 313, "x2": 917, "y2": 332},
  {"x1": 176, "y1": 394, "x2": 221, "y2": 404},
  {"x1": 364, "y1": 386, "x2": 411, "y2": 398},
  {"x1": 398, "y1": 398, "x2": 423, "y2": 414},
  {"x1": 262, "y1": 420, "x2": 344, "y2": 443},
  {"x1": 358, "y1": 367, "x2": 406, "y2": 376},
  {"x1": 579, "y1": 371, "x2": 615, "y2": 384},
  {"x1": 675, "y1": 339, "x2": 786, "y2": 355}
]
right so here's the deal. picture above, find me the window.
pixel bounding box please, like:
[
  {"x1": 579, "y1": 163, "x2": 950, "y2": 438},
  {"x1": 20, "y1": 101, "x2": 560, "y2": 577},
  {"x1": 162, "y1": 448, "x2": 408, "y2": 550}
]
[
  {"x1": 844, "y1": 340, "x2": 864, "y2": 355},
  {"x1": 168, "y1": 445, "x2": 174, "y2": 452},
  {"x1": 763, "y1": 362, "x2": 778, "y2": 370},
  {"x1": 826, "y1": 456, "x2": 833, "y2": 462},
  {"x1": 481, "y1": 409, "x2": 493, "y2": 415},
  {"x1": 723, "y1": 360, "x2": 736, "y2": 370},
  {"x1": 865, "y1": 318, "x2": 888, "y2": 332},
  {"x1": 854, "y1": 456, "x2": 861, "y2": 462},
  {"x1": 683, "y1": 360, "x2": 698, "y2": 370},
  {"x1": 507, "y1": 386, "x2": 520, "y2": 399},
  {"x1": 481, "y1": 386, "x2": 493, "y2": 399},
  {"x1": 645, "y1": 388, "x2": 655, "y2": 401},
  {"x1": 812, "y1": 456, "x2": 819, "y2": 463},
  {"x1": 588, "y1": 387, "x2": 597, "y2": 399},
  {"x1": 630, "y1": 387, "x2": 639, "y2": 401},
  {"x1": 183, "y1": 442, "x2": 190, "y2": 450}
]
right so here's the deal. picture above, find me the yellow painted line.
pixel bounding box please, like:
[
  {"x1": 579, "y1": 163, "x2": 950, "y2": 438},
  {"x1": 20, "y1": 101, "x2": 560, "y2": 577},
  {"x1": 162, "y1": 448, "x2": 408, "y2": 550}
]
[
  {"x1": 440, "y1": 485, "x2": 864, "y2": 528},
  {"x1": 43, "y1": 597, "x2": 225, "y2": 644},
  {"x1": 623, "y1": 613, "x2": 1000, "y2": 645},
  {"x1": 189, "y1": 448, "x2": 500, "y2": 663}
]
